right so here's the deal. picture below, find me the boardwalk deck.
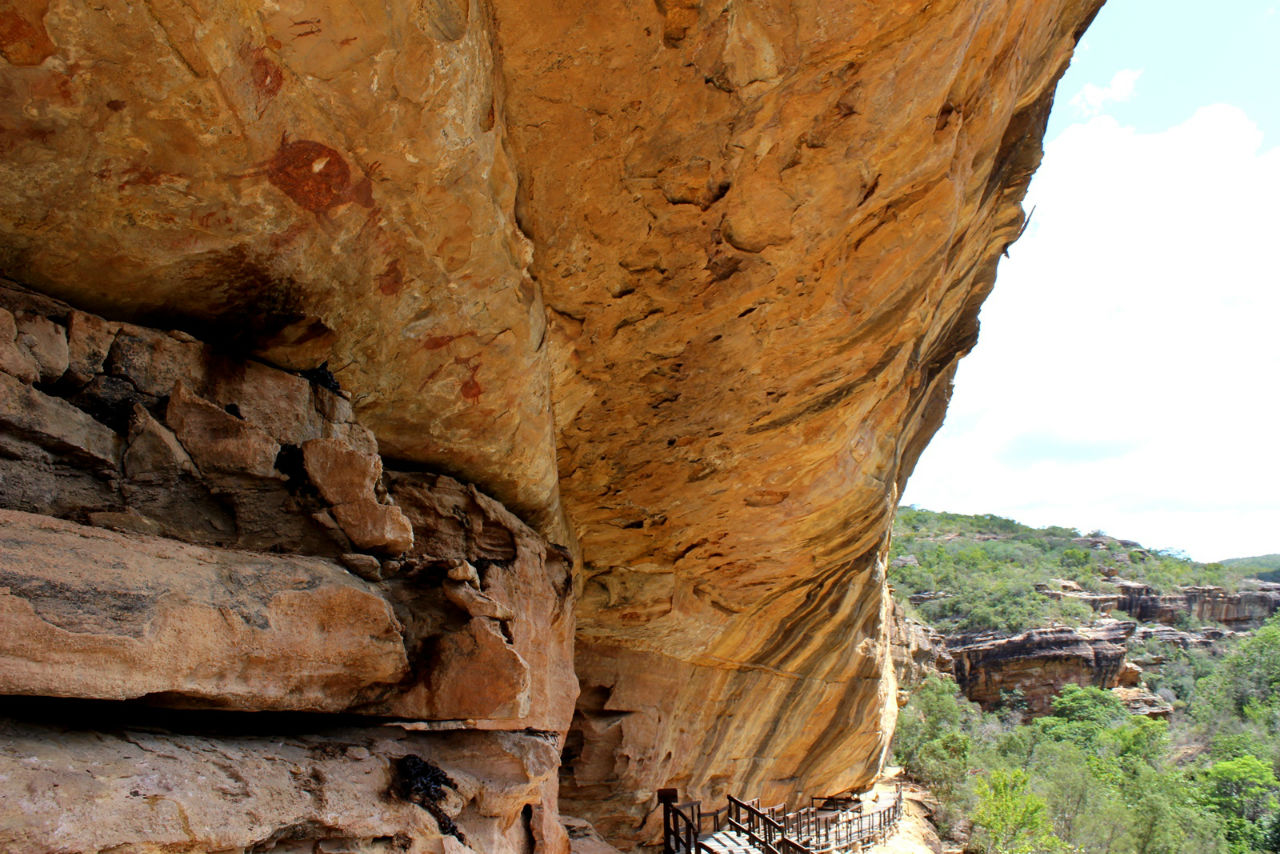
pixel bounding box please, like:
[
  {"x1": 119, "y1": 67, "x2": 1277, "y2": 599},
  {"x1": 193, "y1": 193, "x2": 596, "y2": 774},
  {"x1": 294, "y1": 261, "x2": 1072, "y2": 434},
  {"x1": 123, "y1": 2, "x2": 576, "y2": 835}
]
[{"x1": 659, "y1": 785, "x2": 904, "y2": 854}]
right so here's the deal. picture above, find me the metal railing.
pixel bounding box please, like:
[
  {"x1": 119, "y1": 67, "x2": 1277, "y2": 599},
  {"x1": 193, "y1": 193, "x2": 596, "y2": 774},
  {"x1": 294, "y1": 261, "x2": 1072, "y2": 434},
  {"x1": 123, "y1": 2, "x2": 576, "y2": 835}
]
[{"x1": 659, "y1": 785, "x2": 904, "y2": 854}]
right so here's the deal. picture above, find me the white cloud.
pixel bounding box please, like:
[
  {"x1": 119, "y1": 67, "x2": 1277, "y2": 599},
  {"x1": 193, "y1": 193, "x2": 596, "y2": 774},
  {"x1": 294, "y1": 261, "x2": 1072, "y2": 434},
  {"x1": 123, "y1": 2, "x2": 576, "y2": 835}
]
[
  {"x1": 903, "y1": 104, "x2": 1280, "y2": 561},
  {"x1": 1069, "y1": 68, "x2": 1144, "y2": 117}
]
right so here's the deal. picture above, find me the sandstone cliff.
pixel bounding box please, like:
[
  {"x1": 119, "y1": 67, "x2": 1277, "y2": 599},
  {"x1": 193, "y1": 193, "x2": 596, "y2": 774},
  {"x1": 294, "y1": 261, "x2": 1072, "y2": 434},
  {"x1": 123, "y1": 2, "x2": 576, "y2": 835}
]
[
  {"x1": 890, "y1": 601, "x2": 953, "y2": 689},
  {"x1": 0, "y1": 286, "x2": 575, "y2": 853},
  {"x1": 947, "y1": 621, "x2": 1134, "y2": 714},
  {"x1": 1115, "y1": 581, "x2": 1280, "y2": 629},
  {"x1": 0, "y1": 0, "x2": 1103, "y2": 850}
]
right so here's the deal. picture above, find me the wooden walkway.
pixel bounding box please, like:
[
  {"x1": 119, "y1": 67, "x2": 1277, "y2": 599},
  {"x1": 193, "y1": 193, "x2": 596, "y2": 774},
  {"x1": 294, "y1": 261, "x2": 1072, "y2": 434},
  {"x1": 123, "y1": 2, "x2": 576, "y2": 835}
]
[{"x1": 660, "y1": 786, "x2": 904, "y2": 854}]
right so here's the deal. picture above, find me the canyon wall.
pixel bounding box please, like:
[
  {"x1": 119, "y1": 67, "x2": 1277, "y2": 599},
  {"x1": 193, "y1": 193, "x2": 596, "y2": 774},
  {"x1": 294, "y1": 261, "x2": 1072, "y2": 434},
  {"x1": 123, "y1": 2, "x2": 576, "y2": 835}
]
[
  {"x1": 890, "y1": 601, "x2": 953, "y2": 690},
  {"x1": 1116, "y1": 581, "x2": 1280, "y2": 628},
  {"x1": 947, "y1": 621, "x2": 1134, "y2": 714},
  {"x1": 0, "y1": 285, "x2": 575, "y2": 853},
  {"x1": 0, "y1": 0, "x2": 1103, "y2": 849}
]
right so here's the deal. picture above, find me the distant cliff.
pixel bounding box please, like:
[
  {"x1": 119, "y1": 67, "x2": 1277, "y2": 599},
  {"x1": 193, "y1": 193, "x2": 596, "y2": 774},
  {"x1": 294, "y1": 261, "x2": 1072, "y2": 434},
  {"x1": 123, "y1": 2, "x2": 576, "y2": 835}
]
[
  {"x1": 947, "y1": 622, "x2": 1134, "y2": 714},
  {"x1": 1115, "y1": 581, "x2": 1280, "y2": 629}
]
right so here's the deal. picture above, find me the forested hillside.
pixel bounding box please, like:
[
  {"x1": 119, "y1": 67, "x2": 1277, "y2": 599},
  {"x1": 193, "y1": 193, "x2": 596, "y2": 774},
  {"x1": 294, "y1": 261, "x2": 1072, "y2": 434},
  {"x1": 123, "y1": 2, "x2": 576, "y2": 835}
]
[
  {"x1": 890, "y1": 507, "x2": 1264, "y2": 633},
  {"x1": 890, "y1": 508, "x2": 1280, "y2": 853},
  {"x1": 1224, "y1": 555, "x2": 1280, "y2": 583}
]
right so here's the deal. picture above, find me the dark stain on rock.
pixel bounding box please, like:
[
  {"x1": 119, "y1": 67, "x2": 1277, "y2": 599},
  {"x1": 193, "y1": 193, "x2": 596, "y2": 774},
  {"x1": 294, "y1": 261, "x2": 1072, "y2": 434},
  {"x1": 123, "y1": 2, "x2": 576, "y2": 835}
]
[
  {"x1": 0, "y1": 2, "x2": 57, "y2": 67},
  {"x1": 416, "y1": 0, "x2": 470, "y2": 42},
  {"x1": 389, "y1": 755, "x2": 465, "y2": 841},
  {"x1": 148, "y1": 246, "x2": 336, "y2": 360},
  {"x1": 67, "y1": 374, "x2": 159, "y2": 435},
  {"x1": 375, "y1": 259, "x2": 405, "y2": 296},
  {"x1": 0, "y1": 568, "x2": 156, "y2": 638},
  {"x1": 746, "y1": 344, "x2": 904, "y2": 435},
  {"x1": 251, "y1": 53, "x2": 284, "y2": 100},
  {"x1": 105, "y1": 99, "x2": 126, "y2": 112},
  {"x1": 300, "y1": 361, "x2": 342, "y2": 393}
]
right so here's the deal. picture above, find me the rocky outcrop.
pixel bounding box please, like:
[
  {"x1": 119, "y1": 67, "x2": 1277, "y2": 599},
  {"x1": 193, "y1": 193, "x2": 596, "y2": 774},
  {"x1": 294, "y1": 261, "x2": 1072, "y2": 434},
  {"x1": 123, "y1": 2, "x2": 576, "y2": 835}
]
[
  {"x1": 0, "y1": 509, "x2": 410, "y2": 711},
  {"x1": 890, "y1": 601, "x2": 953, "y2": 689},
  {"x1": 1129, "y1": 623, "x2": 1237, "y2": 654},
  {"x1": 948, "y1": 621, "x2": 1134, "y2": 714},
  {"x1": 0, "y1": 0, "x2": 1103, "y2": 848},
  {"x1": 1115, "y1": 581, "x2": 1280, "y2": 629},
  {"x1": 1112, "y1": 686, "x2": 1173, "y2": 719},
  {"x1": 1036, "y1": 579, "x2": 1119, "y2": 613},
  {"x1": 521, "y1": 1, "x2": 1103, "y2": 838},
  {"x1": 0, "y1": 289, "x2": 574, "y2": 853},
  {"x1": 0, "y1": 714, "x2": 562, "y2": 854}
]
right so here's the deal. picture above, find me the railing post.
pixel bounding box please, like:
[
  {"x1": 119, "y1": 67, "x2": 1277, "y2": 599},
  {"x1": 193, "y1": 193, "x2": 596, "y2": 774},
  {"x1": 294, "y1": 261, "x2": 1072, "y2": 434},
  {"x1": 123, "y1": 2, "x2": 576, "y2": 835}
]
[{"x1": 659, "y1": 789, "x2": 679, "y2": 854}]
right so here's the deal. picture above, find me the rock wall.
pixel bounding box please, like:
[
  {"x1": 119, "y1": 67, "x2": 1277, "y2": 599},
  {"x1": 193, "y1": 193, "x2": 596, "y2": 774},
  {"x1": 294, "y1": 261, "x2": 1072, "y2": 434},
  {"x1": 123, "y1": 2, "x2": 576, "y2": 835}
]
[
  {"x1": 948, "y1": 621, "x2": 1134, "y2": 714},
  {"x1": 1116, "y1": 581, "x2": 1280, "y2": 628},
  {"x1": 0, "y1": 0, "x2": 1103, "y2": 849},
  {"x1": 499, "y1": 0, "x2": 1102, "y2": 840},
  {"x1": 0, "y1": 285, "x2": 575, "y2": 853},
  {"x1": 890, "y1": 601, "x2": 953, "y2": 689}
]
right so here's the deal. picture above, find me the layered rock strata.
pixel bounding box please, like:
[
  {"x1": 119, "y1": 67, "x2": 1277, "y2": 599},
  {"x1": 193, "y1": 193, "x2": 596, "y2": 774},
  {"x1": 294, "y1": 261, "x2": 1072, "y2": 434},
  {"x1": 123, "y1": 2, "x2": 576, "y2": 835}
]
[
  {"x1": 1112, "y1": 686, "x2": 1173, "y2": 719},
  {"x1": 1129, "y1": 623, "x2": 1237, "y2": 653},
  {"x1": 0, "y1": 287, "x2": 574, "y2": 853},
  {"x1": 947, "y1": 621, "x2": 1134, "y2": 714},
  {"x1": 1036, "y1": 579, "x2": 1119, "y2": 613},
  {"x1": 890, "y1": 601, "x2": 953, "y2": 689},
  {"x1": 0, "y1": 714, "x2": 563, "y2": 854},
  {"x1": 0, "y1": 0, "x2": 1103, "y2": 848},
  {"x1": 1115, "y1": 581, "x2": 1280, "y2": 629}
]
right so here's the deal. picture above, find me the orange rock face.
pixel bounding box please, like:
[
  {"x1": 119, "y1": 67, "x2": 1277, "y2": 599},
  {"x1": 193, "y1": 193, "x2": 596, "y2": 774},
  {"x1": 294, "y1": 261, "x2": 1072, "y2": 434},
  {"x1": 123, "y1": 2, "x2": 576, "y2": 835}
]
[
  {"x1": 0, "y1": 0, "x2": 1103, "y2": 849},
  {"x1": 948, "y1": 621, "x2": 1135, "y2": 715},
  {"x1": 495, "y1": 0, "x2": 1102, "y2": 839},
  {"x1": 0, "y1": 288, "x2": 577, "y2": 853}
]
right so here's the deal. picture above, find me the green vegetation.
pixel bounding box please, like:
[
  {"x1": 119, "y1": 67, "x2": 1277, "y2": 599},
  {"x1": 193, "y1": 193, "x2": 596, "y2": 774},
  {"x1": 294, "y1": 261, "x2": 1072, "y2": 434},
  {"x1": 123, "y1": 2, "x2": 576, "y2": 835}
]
[
  {"x1": 1221, "y1": 555, "x2": 1280, "y2": 584},
  {"x1": 889, "y1": 507, "x2": 1265, "y2": 634},
  {"x1": 894, "y1": 619, "x2": 1280, "y2": 853},
  {"x1": 889, "y1": 508, "x2": 1280, "y2": 851}
]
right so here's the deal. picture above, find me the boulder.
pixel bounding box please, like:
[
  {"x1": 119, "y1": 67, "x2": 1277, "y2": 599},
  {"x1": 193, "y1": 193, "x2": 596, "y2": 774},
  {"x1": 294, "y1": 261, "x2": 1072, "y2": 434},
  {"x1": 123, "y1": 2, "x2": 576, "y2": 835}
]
[
  {"x1": 0, "y1": 717, "x2": 559, "y2": 854},
  {"x1": 0, "y1": 509, "x2": 408, "y2": 711}
]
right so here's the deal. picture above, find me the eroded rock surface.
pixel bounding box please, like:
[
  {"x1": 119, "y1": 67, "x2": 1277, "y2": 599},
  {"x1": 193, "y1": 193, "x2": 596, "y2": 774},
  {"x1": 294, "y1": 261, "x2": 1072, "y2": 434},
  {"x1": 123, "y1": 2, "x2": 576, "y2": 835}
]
[
  {"x1": 890, "y1": 601, "x2": 953, "y2": 690},
  {"x1": 0, "y1": 292, "x2": 575, "y2": 852},
  {"x1": 1116, "y1": 580, "x2": 1280, "y2": 629},
  {"x1": 0, "y1": 0, "x2": 1103, "y2": 848},
  {"x1": 0, "y1": 715, "x2": 560, "y2": 854},
  {"x1": 1112, "y1": 686, "x2": 1174, "y2": 719},
  {"x1": 0, "y1": 509, "x2": 409, "y2": 710},
  {"x1": 514, "y1": 0, "x2": 1103, "y2": 838},
  {"x1": 948, "y1": 621, "x2": 1135, "y2": 714}
]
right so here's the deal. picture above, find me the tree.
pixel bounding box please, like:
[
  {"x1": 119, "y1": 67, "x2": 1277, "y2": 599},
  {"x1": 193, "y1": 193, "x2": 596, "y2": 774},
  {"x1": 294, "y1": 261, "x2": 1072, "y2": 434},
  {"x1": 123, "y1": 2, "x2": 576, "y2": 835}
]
[
  {"x1": 1029, "y1": 740, "x2": 1130, "y2": 852},
  {"x1": 1201, "y1": 755, "x2": 1280, "y2": 853},
  {"x1": 972, "y1": 769, "x2": 1068, "y2": 854},
  {"x1": 1127, "y1": 765, "x2": 1225, "y2": 854},
  {"x1": 1060, "y1": 548, "x2": 1090, "y2": 568},
  {"x1": 1034, "y1": 684, "x2": 1127, "y2": 751},
  {"x1": 893, "y1": 677, "x2": 980, "y2": 798}
]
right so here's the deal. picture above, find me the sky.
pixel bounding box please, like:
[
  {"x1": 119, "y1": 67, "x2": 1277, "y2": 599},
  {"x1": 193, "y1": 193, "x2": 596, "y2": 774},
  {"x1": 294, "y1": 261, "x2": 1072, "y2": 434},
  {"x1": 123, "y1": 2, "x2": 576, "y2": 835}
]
[{"x1": 900, "y1": 0, "x2": 1280, "y2": 562}]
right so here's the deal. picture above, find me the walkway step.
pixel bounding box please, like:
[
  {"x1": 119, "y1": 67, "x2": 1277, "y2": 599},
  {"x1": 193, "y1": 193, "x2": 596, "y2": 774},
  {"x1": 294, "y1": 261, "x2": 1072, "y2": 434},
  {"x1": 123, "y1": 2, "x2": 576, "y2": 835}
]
[{"x1": 700, "y1": 830, "x2": 754, "y2": 854}]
